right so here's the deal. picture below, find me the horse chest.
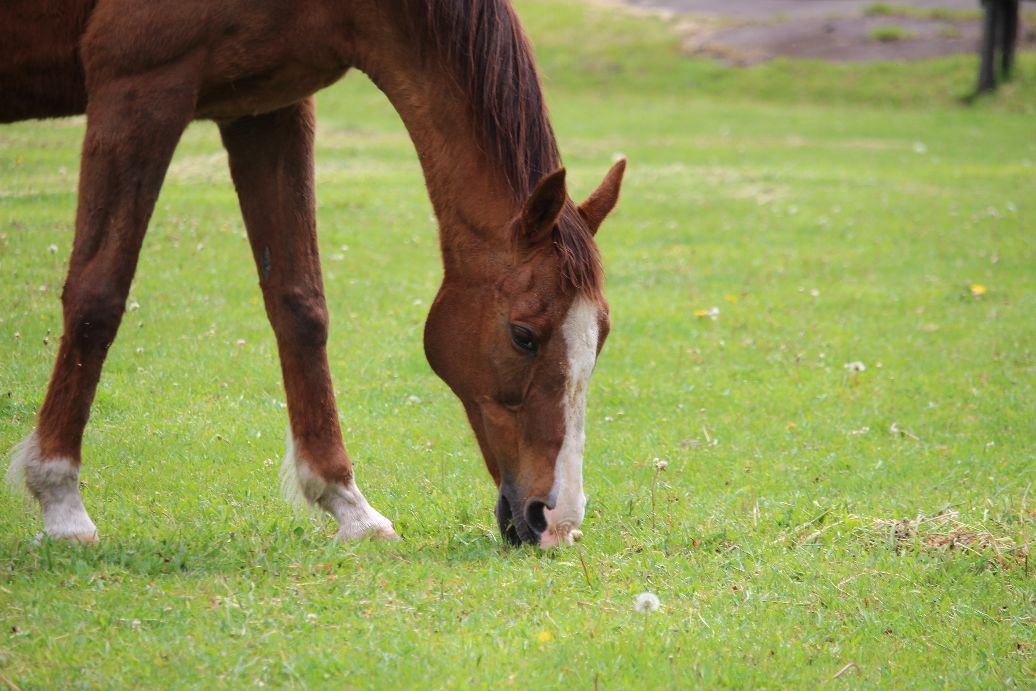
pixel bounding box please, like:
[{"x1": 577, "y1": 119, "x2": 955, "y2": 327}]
[{"x1": 198, "y1": 62, "x2": 348, "y2": 120}]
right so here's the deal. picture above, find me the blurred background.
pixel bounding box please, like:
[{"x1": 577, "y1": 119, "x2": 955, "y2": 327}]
[{"x1": 627, "y1": 0, "x2": 1035, "y2": 66}]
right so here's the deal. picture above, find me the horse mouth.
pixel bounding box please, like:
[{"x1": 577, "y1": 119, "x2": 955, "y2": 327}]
[{"x1": 495, "y1": 490, "x2": 538, "y2": 546}]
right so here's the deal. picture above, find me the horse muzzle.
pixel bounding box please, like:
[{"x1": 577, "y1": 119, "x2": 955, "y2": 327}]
[{"x1": 495, "y1": 484, "x2": 583, "y2": 548}]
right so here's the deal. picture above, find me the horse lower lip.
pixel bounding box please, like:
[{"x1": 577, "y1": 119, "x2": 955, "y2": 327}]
[{"x1": 495, "y1": 493, "x2": 522, "y2": 546}]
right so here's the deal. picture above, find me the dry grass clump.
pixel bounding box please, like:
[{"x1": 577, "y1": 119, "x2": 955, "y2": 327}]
[{"x1": 866, "y1": 509, "x2": 1028, "y2": 570}]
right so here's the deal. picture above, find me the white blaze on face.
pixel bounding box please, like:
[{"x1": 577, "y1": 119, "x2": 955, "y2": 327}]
[{"x1": 540, "y1": 296, "x2": 599, "y2": 548}]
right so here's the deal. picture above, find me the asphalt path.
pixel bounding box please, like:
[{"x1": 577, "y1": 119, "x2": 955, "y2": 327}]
[
  {"x1": 618, "y1": 0, "x2": 1025, "y2": 63},
  {"x1": 625, "y1": 0, "x2": 980, "y2": 20}
]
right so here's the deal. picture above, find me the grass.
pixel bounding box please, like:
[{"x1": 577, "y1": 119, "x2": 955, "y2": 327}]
[
  {"x1": 867, "y1": 25, "x2": 916, "y2": 43},
  {"x1": 863, "y1": 3, "x2": 981, "y2": 22},
  {"x1": 2, "y1": 0, "x2": 1035, "y2": 687}
]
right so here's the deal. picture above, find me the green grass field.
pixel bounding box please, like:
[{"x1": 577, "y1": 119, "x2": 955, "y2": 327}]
[{"x1": 2, "y1": 1, "x2": 1034, "y2": 687}]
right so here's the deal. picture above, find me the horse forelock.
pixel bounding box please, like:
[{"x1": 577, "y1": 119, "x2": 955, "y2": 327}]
[
  {"x1": 409, "y1": 0, "x2": 561, "y2": 199},
  {"x1": 553, "y1": 205, "x2": 605, "y2": 298}
]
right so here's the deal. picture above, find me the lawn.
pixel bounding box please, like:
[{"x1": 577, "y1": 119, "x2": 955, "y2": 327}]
[{"x1": 1, "y1": 1, "x2": 1034, "y2": 687}]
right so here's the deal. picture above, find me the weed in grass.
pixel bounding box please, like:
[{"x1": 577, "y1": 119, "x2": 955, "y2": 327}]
[
  {"x1": 868, "y1": 25, "x2": 917, "y2": 43},
  {"x1": 863, "y1": 3, "x2": 981, "y2": 22}
]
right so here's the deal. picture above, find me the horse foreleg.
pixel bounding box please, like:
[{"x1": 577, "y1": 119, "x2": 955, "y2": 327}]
[
  {"x1": 219, "y1": 98, "x2": 398, "y2": 542},
  {"x1": 7, "y1": 78, "x2": 196, "y2": 542}
]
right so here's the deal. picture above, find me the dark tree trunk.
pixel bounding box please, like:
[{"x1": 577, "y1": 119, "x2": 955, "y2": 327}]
[
  {"x1": 1001, "y1": 0, "x2": 1020, "y2": 79},
  {"x1": 978, "y1": 0, "x2": 999, "y2": 93}
]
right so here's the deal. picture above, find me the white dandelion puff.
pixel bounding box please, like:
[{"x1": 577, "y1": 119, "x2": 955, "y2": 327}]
[
  {"x1": 843, "y1": 361, "x2": 866, "y2": 373},
  {"x1": 634, "y1": 592, "x2": 660, "y2": 614}
]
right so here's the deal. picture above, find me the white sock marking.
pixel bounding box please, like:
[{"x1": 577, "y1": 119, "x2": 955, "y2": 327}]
[
  {"x1": 6, "y1": 432, "x2": 98, "y2": 542},
  {"x1": 280, "y1": 434, "x2": 398, "y2": 541},
  {"x1": 541, "y1": 296, "x2": 599, "y2": 548}
]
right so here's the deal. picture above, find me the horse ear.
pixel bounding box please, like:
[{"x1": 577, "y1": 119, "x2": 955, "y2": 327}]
[
  {"x1": 578, "y1": 159, "x2": 626, "y2": 235},
  {"x1": 520, "y1": 168, "x2": 567, "y2": 246}
]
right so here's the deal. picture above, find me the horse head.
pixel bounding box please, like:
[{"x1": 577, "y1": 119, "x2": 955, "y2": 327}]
[{"x1": 424, "y1": 160, "x2": 625, "y2": 547}]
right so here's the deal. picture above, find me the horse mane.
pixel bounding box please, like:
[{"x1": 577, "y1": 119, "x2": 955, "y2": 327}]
[{"x1": 408, "y1": 0, "x2": 603, "y2": 296}]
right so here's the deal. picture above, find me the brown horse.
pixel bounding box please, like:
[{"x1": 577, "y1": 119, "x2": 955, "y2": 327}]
[{"x1": 2, "y1": 0, "x2": 624, "y2": 548}]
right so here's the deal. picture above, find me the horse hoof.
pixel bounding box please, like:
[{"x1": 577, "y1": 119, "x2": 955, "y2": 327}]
[
  {"x1": 34, "y1": 531, "x2": 100, "y2": 546},
  {"x1": 70, "y1": 532, "x2": 100, "y2": 545},
  {"x1": 335, "y1": 522, "x2": 400, "y2": 542},
  {"x1": 371, "y1": 525, "x2": 401, "y2": 542}
]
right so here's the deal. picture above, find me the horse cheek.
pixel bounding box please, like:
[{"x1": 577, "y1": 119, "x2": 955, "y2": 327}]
[{"x1": 423, "y1": 287, "x2": 478, "y2": 398}]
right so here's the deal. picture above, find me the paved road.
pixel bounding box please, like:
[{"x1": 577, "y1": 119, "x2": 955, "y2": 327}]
[
  {"x1": 626, "y1": 0, "x2": 980, "y2": 20},
  {"x1": 621, "y1": 0, "x2": 1004, "y2": 63}
]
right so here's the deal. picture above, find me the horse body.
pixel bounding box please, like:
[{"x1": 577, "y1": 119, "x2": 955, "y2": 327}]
[
  {"x1": 3, "y1": 0, "x2": 624, "y2": 548},
  {"x1": 0, "y1": 0, "x2": 94, "y2": 122}
]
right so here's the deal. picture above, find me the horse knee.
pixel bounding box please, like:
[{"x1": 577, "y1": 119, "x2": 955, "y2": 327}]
[
  {"x1": 276, "y1": 287, "x2": 329, "y2": 348},
  {"x1": 61, "y1": 285, "x2": 125, "y2": 351}
]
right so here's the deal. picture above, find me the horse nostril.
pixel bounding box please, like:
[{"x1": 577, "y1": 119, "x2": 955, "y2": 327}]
[{"x1": 525, "y1": 500, "x2": 548, "y2": 534}]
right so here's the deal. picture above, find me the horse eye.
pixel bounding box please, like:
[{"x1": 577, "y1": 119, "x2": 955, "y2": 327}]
[{"x1": 510, "y1": 325, "x2": 537, "y2": 354}]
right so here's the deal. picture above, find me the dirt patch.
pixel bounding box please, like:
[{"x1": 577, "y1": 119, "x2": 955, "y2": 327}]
[{"x1": 621, "y1": 0, "x2": 1036, "y2": 64}]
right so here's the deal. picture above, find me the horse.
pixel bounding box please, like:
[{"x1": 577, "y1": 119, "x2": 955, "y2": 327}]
[{"x1": 2, "y1": 0, "x2": 625, "y2": 549}]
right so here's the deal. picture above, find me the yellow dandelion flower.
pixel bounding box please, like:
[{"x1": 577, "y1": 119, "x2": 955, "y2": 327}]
[
  {"x1": 970, "y1": 284, "x2": 986, "y2": 297},
  {"x1": 536, "y1": 630, "x2": 553, "y2": 642},
  {"x1": 694, "y1": 307, "x2": 720, "y2": 320}
]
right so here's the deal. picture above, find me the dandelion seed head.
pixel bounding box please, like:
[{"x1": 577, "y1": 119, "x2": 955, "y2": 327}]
[
  {"x1": 844, "y1": 361, "x2": 866, "y2": 373},
  {"x1": 634, "y1": 592, "x2": 660, "y2": 614}
]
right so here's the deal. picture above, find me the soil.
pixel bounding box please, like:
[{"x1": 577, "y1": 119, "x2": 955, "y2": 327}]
[{"x1": 621, "y1": 0, "x2": 1036, "y2": 64}]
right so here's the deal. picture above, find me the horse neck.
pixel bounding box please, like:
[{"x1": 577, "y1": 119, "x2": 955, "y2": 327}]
[{"x1": 349, "y1": 7, "x2": 534, "y2": 281}]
